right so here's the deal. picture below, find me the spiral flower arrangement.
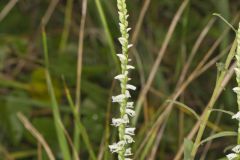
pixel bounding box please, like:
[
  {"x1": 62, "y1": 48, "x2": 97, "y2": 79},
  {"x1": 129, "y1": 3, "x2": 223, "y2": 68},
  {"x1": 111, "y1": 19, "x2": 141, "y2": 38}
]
[
  {"x1": 108, "y1": 0, "x2": 136, "y2": 160},
  {"x1": 226, "y1": 23, "x2": 240, "y2": 160}
]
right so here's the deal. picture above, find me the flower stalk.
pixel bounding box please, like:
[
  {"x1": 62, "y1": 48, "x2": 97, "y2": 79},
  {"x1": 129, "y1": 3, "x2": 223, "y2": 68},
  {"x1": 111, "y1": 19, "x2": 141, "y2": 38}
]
[{"x1": 109, "y1": 0, "x2": 136, "y2": 160}]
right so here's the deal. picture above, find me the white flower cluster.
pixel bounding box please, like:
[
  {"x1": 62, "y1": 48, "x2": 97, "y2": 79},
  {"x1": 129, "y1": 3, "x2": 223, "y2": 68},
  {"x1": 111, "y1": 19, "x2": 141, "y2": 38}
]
[
  {"x1": 226, "y1": 23, "x2": 240, "y2": 160},
  {"x1": 226, "y1": 145, "x2": 240, "y2": 160},
  {"x1": 109, "y1": 0, "x2": 136, "y2": 159}
]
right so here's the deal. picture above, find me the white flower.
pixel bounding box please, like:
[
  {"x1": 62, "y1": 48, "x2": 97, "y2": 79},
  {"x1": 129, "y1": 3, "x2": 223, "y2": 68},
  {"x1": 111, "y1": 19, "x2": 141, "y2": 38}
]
[
  {"x1": 232, "y1": 112, "x2": 240, "y2": 121},
  {"x1": 119, "y1": 37, "x2": 127, "y2": 45},
  {"x1": 126, "y1": 102, "x2": 134, "y2": 108},
  {"x1": 233, "y1": 87, "x2": 240, "y2": 94},
  {"x1": 125, "y1": 158, "x2": 132, "y2": 160},
  {"x1": 128, "y1": 44, "x2": 133, "y2": 49},
  {"x1": 125, "y1": 148, "x2": 132, "y2": 156},
  {"x1": 117, "y1": 54, "x2": 127, "y2": 62},
  {"x1": 109, "y1": 141, "x2": 125, "y2": 153},
  {"x1": 122, "y1": 114, "x2": 130, "y2": 123},
  {"x1": 125, "y1": 127, "x2": 135, "y2": 135},
  {"x1": 234, "y1": 68, "x2": 240, "y2": 76},
  {"x1": 115, "y1": 74, "x2": 125, "y2": 81},
  {"x1": 112, "y1": 117, "x2": 129, "y2": 127},
  {"x1": 112, "y1": 94, "x2": 125, "y2": 103},
  {"x1": 233, "y1": 145, "x2": 240, "y2": 153},
  {"x1": 126, "y1": 109, "x2": 136, "y2": 117},
  {"x1": 125, "y1": 90, "x2": 131, "y2": 98},
  {"x1": 112, "y1": 118, "x2": 124, "y2": 126},
  {"x1": 127, "y1": 28, "x2": 131, "y2": 32},
  {"x1": 127, "y1": 65, "x2": 135, "y2": 70},
  {"x1": 109, "y1": 143, "x2": 120, "y2": 153},
  {"x1": 236, "y1": 55, "x2": 240, "y2": 61},
  {"x1": 226, "y1": 153, "x2": 238, "y2": 160},
  {"x1": 124, "y1": 135, "x2": 134, "y2": 143},
  {"x1": 126, "y1": 84, "x2": 136, "y2": 90}
]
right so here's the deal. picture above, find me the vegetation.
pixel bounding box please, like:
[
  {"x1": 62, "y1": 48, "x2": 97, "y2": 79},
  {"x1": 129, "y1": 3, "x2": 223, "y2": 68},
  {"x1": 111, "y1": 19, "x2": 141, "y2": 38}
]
[{"x1": 0, "y1": 0, "x2": 240, "y2": 159}]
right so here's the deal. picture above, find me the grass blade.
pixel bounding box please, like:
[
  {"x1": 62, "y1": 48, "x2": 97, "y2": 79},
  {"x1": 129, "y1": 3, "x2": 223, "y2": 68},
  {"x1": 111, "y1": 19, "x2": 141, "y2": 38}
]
[{"x1": 42, "y1": 27, "x2": 71, "y2": 160}]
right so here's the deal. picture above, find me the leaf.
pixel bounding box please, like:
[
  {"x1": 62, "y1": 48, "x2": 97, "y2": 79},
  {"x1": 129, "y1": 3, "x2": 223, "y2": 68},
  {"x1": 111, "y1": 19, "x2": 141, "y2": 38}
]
[
  {"x1": 166, "y1": 99, "x2": 200, "y2": 120},
  {"x1": 184, "y1": 138, "x2": 194, "y2": 160},
  {"x1": 199, "y1": 131, "x2": 237, "y2": 146}
]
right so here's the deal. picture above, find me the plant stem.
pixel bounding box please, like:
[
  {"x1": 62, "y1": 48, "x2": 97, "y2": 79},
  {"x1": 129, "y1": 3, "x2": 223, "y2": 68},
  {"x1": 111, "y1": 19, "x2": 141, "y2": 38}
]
[{"x1": 190, "y1": 39, "x2": 237, "y2": 159}]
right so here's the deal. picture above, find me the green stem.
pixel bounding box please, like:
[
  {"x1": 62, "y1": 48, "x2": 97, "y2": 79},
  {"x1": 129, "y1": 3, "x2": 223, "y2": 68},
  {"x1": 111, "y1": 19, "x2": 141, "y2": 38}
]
[{"x1": 190, "y1": 39, "x2": 237, "y2": 159}]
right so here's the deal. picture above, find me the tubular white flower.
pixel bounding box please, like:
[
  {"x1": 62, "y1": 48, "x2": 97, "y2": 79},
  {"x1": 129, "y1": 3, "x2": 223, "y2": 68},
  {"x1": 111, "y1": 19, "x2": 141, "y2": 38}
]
[
  {"x1": 126, "y1": 84, "x2": 136, "y2": 90},
  {"x1": 127, "y1": 28, "x2": 131, "y2": 32},
  {"x1": 109, "y1": 141, "x2": 126, "y2": 153},
  {"x1": 125, "y1": 148, "x2": 132, "y2": 156},
  {"x1": 115, "y1": 74, "x2": 126, "y2": 81},
  {"x1": 226, "y1": 153, "x2": 238, "y2": 160},
  {"x1": 235, "y1": 68, "x2": 240, "y2": 76},
  {"x1": 125, "y1": 127, "x2": 135, "y2": 135},
  {"x1": 125, "y1": 90, "x2": 131, "y2": 98},
  {"x1": 119, "y1": 37, "x2": 127, "y2": 45},
  {"x1": 126, "y1": 102, "x2": 134, "y2": 108},
  {"x1": 233, "y1": 145, "x2": 240, "y2": 153},
  {"x1": 122, "y1": 114, "x2": 130, "y2": 123},
  {"x1": 117, "y1": 54, "x2": 127, "y2": 62},
  {"x1": 232, "y1": 112, "x2": 240, "y2": 121},
  {"x1": 112, "y1": 94, "x2": 126, "y2": 103},
  {"x1": 128, "y1": 44, "x2": 133, "y2": 49},
  {"x1": 233, "y1": 87, "x2": 240, "y2": 94},
  {"x1": 112, "y1": 118, "x2": 125, "y2": 127},
  {"x1": 124, "y1": 135, "x2": 135, "y2": 143},
  {"x1": 126, "y1": 109, "x2": 136, "y2": 117},
  {"x1": 127, "y1": 65, "x2": 135, "y2": 70}
]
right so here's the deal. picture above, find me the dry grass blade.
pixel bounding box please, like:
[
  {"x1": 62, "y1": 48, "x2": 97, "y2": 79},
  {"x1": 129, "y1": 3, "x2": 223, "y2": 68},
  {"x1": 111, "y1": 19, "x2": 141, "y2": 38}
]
[
  {"x1": 74, "y1": 0, "x2": 88, "y2": 153},
  {"x1": 41, "y1": 0, "x2": 59, "y2": 27},
  {"x1": 173, "y1": 62, "x2": 236, "y2": 160},
  {"x1": 177, "y1": 18, "x2": 216, "y2": 87},
  {"x1": 17, "y1": 112, "x2": 55, "y2": 160},
  {"x1": 0, "y1": 0, "x2": 18, "y2": 22},
  {"x1": 134, "y1": 0, "x2": 190, "y2": 124},
  {"x1": 135, "y1": 25, "x2": 232, "y2": 158},
  {"x1": 131, "y1": 0, "x2": 151, "y2": 45}
]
